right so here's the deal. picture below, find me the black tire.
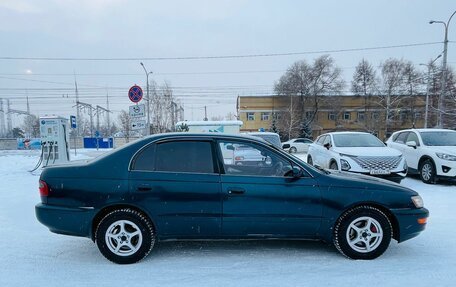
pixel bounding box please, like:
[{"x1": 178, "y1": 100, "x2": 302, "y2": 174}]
[
  {"x1": 95, "y1": 209, "x2": 155, "y2": 264},
  {"x1": 329, "y1": 161, "x2": 338, "y2": 170},
  {"x1": 307, "y1": 155, "x2": 313, "y2": 165},
  {"x1": 289, "y1": 147, "x2": 298, "y2": 153},
  {"x1": 419, "y1": 159, "x2": 436, "y2": 184},
  {"x1": 333, "y1": 206, "x2": 392, "y2": 260}
]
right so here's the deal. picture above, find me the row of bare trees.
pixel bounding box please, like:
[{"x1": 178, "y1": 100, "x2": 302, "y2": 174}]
[{"x1": 274, "y1": 55, "x2": 456, "y2": 140}]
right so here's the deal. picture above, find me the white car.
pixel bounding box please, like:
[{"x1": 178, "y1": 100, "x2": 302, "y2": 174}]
[
  {"x1": 386, "y1": 129, "x2": 456, "y2": 184},
  {"x1": 282, "y1": 138, "x2": 313, "y2": 153},
  {"x1": 307, "y1": 132, "x2": 407, "y2": 183}
]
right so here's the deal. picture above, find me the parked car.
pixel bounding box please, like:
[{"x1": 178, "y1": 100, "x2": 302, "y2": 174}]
[
  {"x1": 386, "y1": 129, "x2": 456, "y2": 184},
  {"x1": 307, "y1": 132, "x2": 407, "y2": 183},
  {"x1": 282, "y1": 138, "x2": 314, "y2": 153},
  {"x1": 246, "y1": 132, "x2": 282, "y2": 148},
  {"x1": 36, "y1": 133, "x2": 428, "y2": 264}
]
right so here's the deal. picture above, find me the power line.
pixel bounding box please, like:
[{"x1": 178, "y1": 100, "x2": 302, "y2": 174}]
[{"x1": 0, "y1": 41, "x2": 443, "y2": 61}]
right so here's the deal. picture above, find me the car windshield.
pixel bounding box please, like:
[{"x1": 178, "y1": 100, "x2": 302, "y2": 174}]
[
  {"x1": 332, "y1": 134, "x2": 384, "y2": 147},
  {"x1": 419, "y1": 131, "x2": 456, "y2": 146}
]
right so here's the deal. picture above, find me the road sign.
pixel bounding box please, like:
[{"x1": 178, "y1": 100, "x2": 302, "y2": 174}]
[
  {"x1": 129, "y1": 104, "x2": 145, "y2": 117},
  {"x1": 131, "y1": 120, "x2": 146, "y2": 130},
  {"x1": 128, "y1": 85, "x2": 143, "y2": 103},
  {"x1": 70, "y1": 115, "x2": 77, "y2": 129}
]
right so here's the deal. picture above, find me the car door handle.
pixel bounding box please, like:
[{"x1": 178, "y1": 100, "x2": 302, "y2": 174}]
[
  {"x1": 228, "y1": 188, "x2": 245, "y2": 195},
  {"x1": 137, "y1": 186, "x2": 152, "y2": 192}
]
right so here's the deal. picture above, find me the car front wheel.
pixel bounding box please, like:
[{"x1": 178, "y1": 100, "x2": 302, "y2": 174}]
[
  {"x1": 333, "y1": 206, "x2": 392, "y2": 260},
  {"x1": 289, "y1": 146, "x2": 297, "y2": 153},
  {"x1": 419, "y1": 159, "x2": 436, "y2": 184},
  {"x1": 307, "y1": 155, "x2": 313, "y2": 165},
  {"x1": 95, "y1": 209, "x2": 155, "y2": 264}
]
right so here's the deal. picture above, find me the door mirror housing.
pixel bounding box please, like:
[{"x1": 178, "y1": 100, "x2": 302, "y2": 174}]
[
  {"x1": 291, "y1": 166, "x2": 303, "y2": 178},
  {"x1": 323, "y1": 143, "x2": 331, "y2": 150},
  {"x1": 282, "y1": 143, "x2": 291, "y2": 149},
  {"x1": 406, "y1": 141, "x2": 417, "y2": 149}
]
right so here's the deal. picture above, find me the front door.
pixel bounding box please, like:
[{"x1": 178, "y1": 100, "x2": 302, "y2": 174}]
[
  {"x1": 217, "y1": 140, "x2": 322, "y2": 238},
  {"x1": 129, "y1": 139, "x2": 222, "y2": 238}
]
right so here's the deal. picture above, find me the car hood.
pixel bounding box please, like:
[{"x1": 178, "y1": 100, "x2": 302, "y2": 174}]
[
  {"x1": 334, "y1": 147, "x2": 402, "y2": 157},
  {"x1": 429, "y1": 146, "x2": 456, "y2": 155},
  {"x1": 323, "y1": 170, "x2": 415, "y2": 194}
]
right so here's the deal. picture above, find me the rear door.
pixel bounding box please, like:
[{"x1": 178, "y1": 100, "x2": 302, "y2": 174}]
[
  {"x1": 129, "y1": 139, "x2": 222, "y2": 238},
  {"x1": 216, "y1": 139, "x2": 322, "y2": 238}
]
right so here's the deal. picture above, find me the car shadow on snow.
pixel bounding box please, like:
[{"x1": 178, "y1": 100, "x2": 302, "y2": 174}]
[
  {"x1": 144, "y1": 240, "x2": 338, "y2": 261},
  {"x1": 407, "y1": 174, "x2": 456, "y2": 186}
]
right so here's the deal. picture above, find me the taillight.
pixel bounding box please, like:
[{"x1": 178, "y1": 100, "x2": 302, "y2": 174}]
[{"x1": 39, "y1": 180, "x2": 49, "y2": 196}]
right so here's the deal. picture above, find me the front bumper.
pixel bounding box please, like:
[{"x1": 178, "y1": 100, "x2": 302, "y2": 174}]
[
  {"x1": 434, "y1": 158, "x2": 456, "y2": 178},
  {"x1": 35, "y1": 203, "x2": 95, "y2": 238},
  {"x1": 391, "y1": 207, "x2": 429, "y2": 242}
]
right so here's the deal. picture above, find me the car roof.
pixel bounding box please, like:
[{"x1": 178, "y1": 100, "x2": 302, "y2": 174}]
[
  {"x1": 321, "y1": 131, "x2": 372, "y2": 136},
  {"x1": 142, "y1": 132, "x2": 273, "y2": 145},
  {"x1": 392, "y1": 128, "x2": 455, "y2": 134}
]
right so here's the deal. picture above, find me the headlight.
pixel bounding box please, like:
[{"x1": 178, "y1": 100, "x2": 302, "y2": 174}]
[
  {"x1": 436, "y1": 153, "x2": 456, "y2": 161},
  {"x1": 411, "y1": 195, "x2": 424, "y2": 208},
  {"x1": 340, "y1": 159, "x2": 351, "y2": 171}
]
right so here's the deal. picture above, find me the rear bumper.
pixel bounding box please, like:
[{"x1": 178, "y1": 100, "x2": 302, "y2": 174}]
[
  {"x1": 391, "y1": 207, "x2": 429, "y2": 242},
  {"x1": 35, "y1": 203, "x2": 95, "y2": 238}
]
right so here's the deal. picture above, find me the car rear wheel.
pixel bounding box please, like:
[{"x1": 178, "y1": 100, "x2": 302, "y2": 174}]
[
  {"x1": 419, "y1": 159, "x2": 436, "y2": 184},
  {"x1": 333, "y1": 206, "x2": 392, "y2": 260},
  {"x1": 95, "y1": 209, "x2": 155, "y2": 264},
  {"x1": 289, "y1": 147, "x2": 297, "y2": 153}
]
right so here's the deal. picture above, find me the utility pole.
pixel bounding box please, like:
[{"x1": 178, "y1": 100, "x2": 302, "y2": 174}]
[
  {"x1": 6, "y1": 99, "x2": 12, "y2": 136},
  {"x1": 204, "y1": 106, "x2": 208, "y2": 121},
  {"x1": 106, "y1": 92, "x2": 110, "y2": 136},
  {"x1": 430, "y1": 10, "x2": 456, "y2": 128},
  {"x1": 420, "y1": 54, "x2": 442, "y2": 128},
  {"x1": 140, "y1": 62, "x2": 152, "y2": 135},
  {"x1": 0, "y1": 99, "x2": 5, "y2": 137},
  {"x1": 74, "y1": 77, "x2": 81, "y2": 136}
]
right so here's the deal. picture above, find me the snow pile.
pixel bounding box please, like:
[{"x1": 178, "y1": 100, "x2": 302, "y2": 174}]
[{"x1": 0, "y1": 150, "x2": 455, "y2": 287}]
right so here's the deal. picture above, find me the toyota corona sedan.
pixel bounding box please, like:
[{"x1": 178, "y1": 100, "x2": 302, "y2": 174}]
[{"x1": 36, "y1": 133, "x2": 428, "y2": 264}]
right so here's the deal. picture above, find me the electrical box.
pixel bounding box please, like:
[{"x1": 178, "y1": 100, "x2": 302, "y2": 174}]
[{"x1": 39, "y1": 116, "x2": 70, "y2": 167}]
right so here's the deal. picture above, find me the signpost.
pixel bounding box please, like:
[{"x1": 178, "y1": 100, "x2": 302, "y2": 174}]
[
  {"x1": 70, "y1": 115, "x2": 77, "y2": 156},
  {"x1": 128, "y1": 85, "x2": 143, "y2": 103},
  {"x1": 131, "y1": 120, "x2": 146, "y2": 130},
  {"x1": 129, "y1": 103, "x2": 145, "y2": 117}
]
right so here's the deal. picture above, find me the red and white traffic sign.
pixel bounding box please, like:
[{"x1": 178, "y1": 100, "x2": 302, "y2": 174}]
[{"x1": 128, "y1": 85, "x2": 143, "y2": 103}]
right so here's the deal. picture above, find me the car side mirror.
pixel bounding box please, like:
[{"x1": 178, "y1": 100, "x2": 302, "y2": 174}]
[
  {"x1": 226, "y1": 144, "x2": 235, "y2": 151},
  {"x1": 323, "y1": 143, "x2": 331, "y2": 150},
  {"x1": 282, "y1": 143, "x2": 290, "y2": 149},
  {"x1": 291, "y1": 166, "x2": 303, "y2": 178},
  {"x1": 406, "y1": 141, "x2": 417, "y2": 149}
]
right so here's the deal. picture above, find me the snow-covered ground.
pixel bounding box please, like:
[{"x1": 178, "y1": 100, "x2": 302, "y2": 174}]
[{"x1": 0, "y1": 150, "x2": 455, "y2": 287}]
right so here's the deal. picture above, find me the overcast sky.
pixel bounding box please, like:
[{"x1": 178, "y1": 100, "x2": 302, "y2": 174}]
[{"x1": 0, "y1": 0, "x2": 455, "y2": 125}]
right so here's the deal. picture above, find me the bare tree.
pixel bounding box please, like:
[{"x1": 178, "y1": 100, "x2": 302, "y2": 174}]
[
  {"x1": 149, "y1": 81, "x2": 177, "y2": 133},
  {"x1": 352, "y1": 59, "x2": 378, "y2": 96},
  {"x1": 22, "y1": 114, "x2": 40, "y2": 138},
  {"x1": 118, "y1": 110, "x2": 132, "y2": 143},
  {"x1": 275, "y1": 55, "x2": 345, "y2": 139}
]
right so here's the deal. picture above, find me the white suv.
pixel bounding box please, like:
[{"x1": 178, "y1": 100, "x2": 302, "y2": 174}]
[
  {"x1": 386, "y1": 129, "x2": 456, "y2": 184},
  {"x1": 307, "y1": 132, "x2": 407, "y2": 183}
]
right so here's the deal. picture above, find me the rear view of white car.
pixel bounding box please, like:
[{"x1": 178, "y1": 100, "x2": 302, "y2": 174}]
[
  {"x1": 307, "y1": 132, "x2": 407, "y2": 183},
  {"x1": 386, "y1": 129, "x2": 456, "y2": 184},
  {"x1": 282, "y1": 138, "x2": 313, "y2": 153}
]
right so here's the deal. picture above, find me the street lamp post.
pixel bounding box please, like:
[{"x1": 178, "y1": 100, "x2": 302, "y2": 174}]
[
  {"x1": 140, "y1": 62, "x2": 152, "y2": 135},
  {"x1": 420, "y1": 54, "x2": 442, "y2": 128},
  {"x1": 429, "y1": 10, "x2": 456, "y2": 128}
]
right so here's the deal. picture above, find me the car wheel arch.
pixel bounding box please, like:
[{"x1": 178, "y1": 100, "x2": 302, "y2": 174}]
[
  {"x1": 91, "y1": 204, "x2": 157, "y2": 241},
  {"x1": 333, "y1": 202, "x2": 400, "y2": 242},
  {"x1": 418, "y1": 155, "x2": 435, "y2": 169}
]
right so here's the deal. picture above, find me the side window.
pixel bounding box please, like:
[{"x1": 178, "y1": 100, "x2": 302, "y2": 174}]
[
  {"x1": 316, "y1": 135, "x2": 326, "y2": 145},
  {"x1": 155, "y1": 141, "x2": 214, "y2": 173},
  {"x1": 395, "y1": 132, "x2": 409, "y2": 144},
  {"x1": 323, "y1": 135, "x2": 331, "y2": 146},
  {"x1": 218, "y1": 141, "x2": 293, "y2": 177},
  {"x1": 406, "y1": 132, "x2": 420, "y2": 146},
  {"x1": 133, "y1": 144, "x2": 155, "y2": 171}
]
